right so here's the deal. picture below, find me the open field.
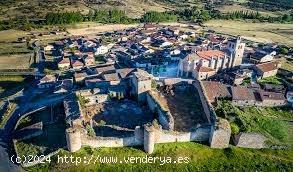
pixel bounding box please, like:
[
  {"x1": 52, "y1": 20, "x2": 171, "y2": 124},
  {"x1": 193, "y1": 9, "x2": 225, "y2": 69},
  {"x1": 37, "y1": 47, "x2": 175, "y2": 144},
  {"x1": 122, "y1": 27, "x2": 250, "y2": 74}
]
[
  {"x1": 0, "y1": 53, "x2": 32, "y2": 70},
  {"x1": 67, "y1": 22, "x2": 139, "y2": 36},
  {"x1": 0, "y1": 30, "x2": 28, "y2": 42},
  {"x1": 25, "y1": 142, "x2": 293, "y2": 171},
  {"x1": 217, "y1": 4, "x2": 281, "y2": 17},
  {"x1": 0, "y1": 0, "x2": 171, "y2": 20},
  {"x1": 204, "y1": 20, "x2": 293, "y2": 47}
]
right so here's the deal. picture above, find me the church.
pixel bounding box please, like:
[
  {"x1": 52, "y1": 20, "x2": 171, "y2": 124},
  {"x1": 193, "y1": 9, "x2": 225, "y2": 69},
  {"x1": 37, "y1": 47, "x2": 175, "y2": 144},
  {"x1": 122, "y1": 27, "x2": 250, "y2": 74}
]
[{"x1": 177, "y1": 36, "x2": 245, "y2": 80}]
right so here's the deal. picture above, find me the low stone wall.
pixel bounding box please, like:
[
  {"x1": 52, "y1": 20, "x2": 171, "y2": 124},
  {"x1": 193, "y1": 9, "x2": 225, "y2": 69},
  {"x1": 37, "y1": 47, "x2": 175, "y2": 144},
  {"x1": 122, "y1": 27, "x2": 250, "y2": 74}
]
[
  {"x1": 13, "y1": 122, "x2": 43, "y2": 141},
  {"x1": 146, "y1": 91, "x2": 174, "y2": 130},
  {"x1": 234, "y1": 132, "x2": 267, "y2": 149}
]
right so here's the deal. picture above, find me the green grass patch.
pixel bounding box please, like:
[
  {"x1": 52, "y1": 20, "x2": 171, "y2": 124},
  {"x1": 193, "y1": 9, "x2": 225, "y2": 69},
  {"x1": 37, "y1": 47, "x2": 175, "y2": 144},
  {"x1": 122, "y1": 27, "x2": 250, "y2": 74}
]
[
  {"x1": 0, "y1": 102, "x2": 16, "y2": 128},
  {"x1": 257, "y1": 76, "x2": 282, "y2": 85},
  {"x1": 215, "y1": 100, "x2": 292, "y2": 146},
  {"x1": 25, "y1": 142, "x2": 293, "y2": 171},
  {"x1": 15, "y1": 120, "x2": 67, "y2": 158}
]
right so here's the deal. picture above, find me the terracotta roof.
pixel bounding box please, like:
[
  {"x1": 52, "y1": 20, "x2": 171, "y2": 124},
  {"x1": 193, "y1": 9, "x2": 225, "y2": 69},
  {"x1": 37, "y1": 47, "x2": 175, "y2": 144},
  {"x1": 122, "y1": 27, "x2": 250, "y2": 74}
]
[
  {"x1": 232, "y1": 86, "x2": 255, "y2": 101},
  {"x1": 71, "y1": 60, "x2": 84, "y2": 67},
  {"x1": 184, "y1": 53, "x2": 199, "y2": 61},
  {"x1": 259, "y1": 91, "x2": 285, "y2": 101},
  {"x1": 255, "y1": 61, "x2": 279, "y2": 73},
  {"x1": 58, "y1": 58, "x2": 70, "y2": 64},
  {"x1": 95, "y1": 65, "x2": 115, "y2": 74},
  {"x1": 196, "y1": 50, "x2": 225, "y2": 60},
  {"x1": 40, "y1": 75, "x2": 56, "y2": 82},
  {"x1": 202, "y1": 81, "x2": 231, "y2": 102},
  {"x1": 196, "y1": 66, "x2": 215, "y2": 73},
  {"x1": 103, "y1": 73, "x2": 120, "y2": 81},
  {"x1": 74, "y1": 72, "x2": 87, "y2": 78}
]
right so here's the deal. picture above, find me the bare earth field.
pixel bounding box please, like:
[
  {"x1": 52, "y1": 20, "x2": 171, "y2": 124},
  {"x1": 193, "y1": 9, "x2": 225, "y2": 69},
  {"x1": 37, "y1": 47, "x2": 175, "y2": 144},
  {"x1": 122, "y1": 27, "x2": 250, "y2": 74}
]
[
  {"x1": 0, "y1": 54, "x2": 32, "y2": 69},
  {"x1": 217, "y1": 4, "x2": 281, "y2": 17},
  {"x1": 205, "y1": 20, "x2": 293, "y2": 47},
  {"x1": 67, "y1": 22, "x2": 140, "y2": 36}
]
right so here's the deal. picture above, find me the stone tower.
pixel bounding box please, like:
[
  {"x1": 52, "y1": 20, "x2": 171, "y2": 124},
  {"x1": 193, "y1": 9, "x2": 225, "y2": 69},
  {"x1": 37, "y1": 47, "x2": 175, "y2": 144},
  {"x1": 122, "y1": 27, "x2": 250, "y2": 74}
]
[
  {"x1": 131, "y1": 69, "x2": 153, "y2": 102},
  {"x1": 227, "y1": 36, "x2": 245, "y2": 67},
  {"x1": 66, "y1": 127, "x2": 82, "y2": 152}
]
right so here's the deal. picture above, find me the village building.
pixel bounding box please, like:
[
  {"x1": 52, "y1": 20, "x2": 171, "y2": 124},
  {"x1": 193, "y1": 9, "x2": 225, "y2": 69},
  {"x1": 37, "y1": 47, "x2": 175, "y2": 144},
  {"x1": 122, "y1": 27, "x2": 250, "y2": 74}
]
[
  {"x1": 38, "y1": 75, "x2": 57, "y2": 89},
  {"x1": 71, "y1": 59, "x2": 84, "y2": 70},
  {"x1": 58, "y1": 58, "x2": 71, "y2": 70},
  {"x1": 250, "y1": 50, "x2": 276, "y2": 63},
  {"x1": 177, "y1": 37, "x2": 245, "y2": 80},
  {"x1": 254, "y1": 61, "x2": 280, "y2": 79}
]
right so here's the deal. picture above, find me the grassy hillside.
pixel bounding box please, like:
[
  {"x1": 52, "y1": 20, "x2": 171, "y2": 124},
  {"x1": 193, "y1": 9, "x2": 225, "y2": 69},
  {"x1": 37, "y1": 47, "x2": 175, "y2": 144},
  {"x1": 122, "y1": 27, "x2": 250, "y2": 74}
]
[{"x1": 25, "y1": 143, "x2": 293, "y2": 171}]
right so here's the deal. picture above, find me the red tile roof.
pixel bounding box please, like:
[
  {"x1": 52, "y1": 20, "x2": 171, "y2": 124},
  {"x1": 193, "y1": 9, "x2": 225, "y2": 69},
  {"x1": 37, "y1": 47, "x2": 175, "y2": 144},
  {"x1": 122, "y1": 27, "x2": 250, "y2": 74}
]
[
  {"x1": 197, "y1": 50, "x2": 225, "y2": 60},
  {"x1": 202, "y1": 81, "x2": 231, "y2": 102},
  {"x1": 232, "y1": 86, "x2": 255, "y2": 101},
  {"x1": 58, "y1": 58, "x2": 70, "y2": 64},
  {"x1": 255, "y1": 61, "x2": 279, "y2": 73},
  {"x1": 196, "y1": 66, "x2": 215, "y2": 72}
]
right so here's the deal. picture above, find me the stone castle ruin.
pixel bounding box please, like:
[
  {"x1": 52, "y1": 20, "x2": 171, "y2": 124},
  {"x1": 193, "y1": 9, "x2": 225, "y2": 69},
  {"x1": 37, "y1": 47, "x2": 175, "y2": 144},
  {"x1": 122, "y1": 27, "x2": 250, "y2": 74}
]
[{"x1": 65, "y1": 74, "x2": 231, "y2": 153}]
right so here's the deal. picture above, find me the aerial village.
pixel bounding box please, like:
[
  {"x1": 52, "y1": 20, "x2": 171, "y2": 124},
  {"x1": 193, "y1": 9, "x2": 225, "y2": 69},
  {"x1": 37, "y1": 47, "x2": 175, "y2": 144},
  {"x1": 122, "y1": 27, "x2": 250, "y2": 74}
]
[{"x1": 11, "y1": 23, "x2": 293, "y2": 163}]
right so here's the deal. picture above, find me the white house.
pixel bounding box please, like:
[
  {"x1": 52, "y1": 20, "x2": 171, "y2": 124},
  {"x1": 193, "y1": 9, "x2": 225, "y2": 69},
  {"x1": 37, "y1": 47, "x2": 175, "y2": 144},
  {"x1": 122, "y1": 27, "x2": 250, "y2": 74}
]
[
  {"x1": 95, "y1": 45, "x2": 109, "y2": 55},
  {"x1": 44, "y1": 45, "x2": 54, "y2": 51}
]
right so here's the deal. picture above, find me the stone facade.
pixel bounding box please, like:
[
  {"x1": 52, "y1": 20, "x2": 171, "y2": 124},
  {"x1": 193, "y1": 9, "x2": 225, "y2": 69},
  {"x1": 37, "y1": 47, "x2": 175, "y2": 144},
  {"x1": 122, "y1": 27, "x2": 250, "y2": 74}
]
[{"x1": 209, "y1": 118, "x2": 231, "y2": 148}]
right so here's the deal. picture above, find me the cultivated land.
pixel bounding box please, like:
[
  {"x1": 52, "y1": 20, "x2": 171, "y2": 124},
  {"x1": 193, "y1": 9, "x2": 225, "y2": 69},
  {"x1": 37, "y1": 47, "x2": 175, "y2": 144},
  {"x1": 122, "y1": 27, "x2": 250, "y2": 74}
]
[
  {"x1": 25, "y1": 143, "x2": 293, "y2": 171},
  {"x1": 0, "y1": 54, "x2": 32, "y2": 70},
  {"x1": 204, "y1": 20, "x2": 293, "y2": 47}
]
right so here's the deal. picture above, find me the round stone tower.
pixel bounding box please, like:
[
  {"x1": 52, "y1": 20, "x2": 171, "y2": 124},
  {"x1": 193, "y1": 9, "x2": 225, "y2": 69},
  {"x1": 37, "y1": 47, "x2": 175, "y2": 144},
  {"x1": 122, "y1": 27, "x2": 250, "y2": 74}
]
[
  {"x1": 66, "y1": 127, "x2": 81, "y2": 152},
  {"x1": 143, "y1": 125, "x2": 156, "y2": 154}
]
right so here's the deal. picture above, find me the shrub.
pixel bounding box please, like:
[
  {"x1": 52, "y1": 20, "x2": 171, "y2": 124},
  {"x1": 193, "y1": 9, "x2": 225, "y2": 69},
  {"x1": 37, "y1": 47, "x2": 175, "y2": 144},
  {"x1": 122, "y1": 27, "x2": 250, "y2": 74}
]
[
  {"x1": 230, "y1": 123, "x2": 240, "y2": 135},
  {"x1": 86, "y1": 124, "x2": 96, "y2": 137}
]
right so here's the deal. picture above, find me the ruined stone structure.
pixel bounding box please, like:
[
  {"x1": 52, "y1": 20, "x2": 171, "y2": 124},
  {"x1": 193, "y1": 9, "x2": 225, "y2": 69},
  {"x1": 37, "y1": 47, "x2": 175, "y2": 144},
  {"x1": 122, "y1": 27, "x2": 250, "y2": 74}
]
[
  {"x1": 234, "y1": 132, "x2": 267, "y2": 149},
  {"x1": 209, "y1": 118, "x2": 231, "y2": 148},
  {"x1": 65, "y1": 127, "x2": 82, "y2": 152},
  {"x1": 131, "y1": 69, "x2": 153, "y2": 102},
  {"x1": 65, "y1": 78, "x2": 232, "y2": 153}
]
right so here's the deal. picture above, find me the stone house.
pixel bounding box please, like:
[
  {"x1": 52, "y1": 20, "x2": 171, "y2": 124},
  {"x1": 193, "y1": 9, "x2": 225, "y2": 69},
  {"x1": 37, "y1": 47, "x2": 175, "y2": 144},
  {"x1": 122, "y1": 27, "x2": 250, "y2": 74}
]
[
  {"x1": 254, "y1": 61, "x2": 280, "y2": 79},
  {"x1": 38, "y1": 75, "x2": 57, "y2": 89},
  {"x1": 250, "y1": 50, "x2": 276, "y2": 63},
  {"x1": 74, "y1": 72, "x2": 87, "y2": 83},
  {"x1": 58, "y1": 58, "x2": 71, "y2": 70},
  {"x1": 71, "y1": 59, "x2": 84, "y2": 70}
]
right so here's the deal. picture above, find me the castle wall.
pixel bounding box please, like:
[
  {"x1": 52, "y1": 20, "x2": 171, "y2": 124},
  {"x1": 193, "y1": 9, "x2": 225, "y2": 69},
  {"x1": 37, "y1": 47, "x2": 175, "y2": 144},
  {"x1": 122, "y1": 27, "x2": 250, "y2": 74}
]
[
  {"x1": 192, "y1": 80, "x2": 216, "y2": 124},
  {"x1": 146, "y1": 91, "x2": 174, "y2": 130},
  {"x1": 66, "y1": 128, "x2": 82, "y2": 152}
]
